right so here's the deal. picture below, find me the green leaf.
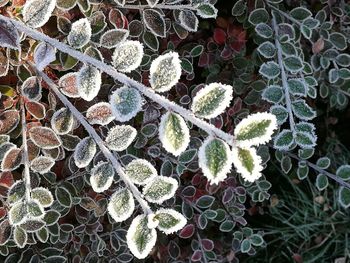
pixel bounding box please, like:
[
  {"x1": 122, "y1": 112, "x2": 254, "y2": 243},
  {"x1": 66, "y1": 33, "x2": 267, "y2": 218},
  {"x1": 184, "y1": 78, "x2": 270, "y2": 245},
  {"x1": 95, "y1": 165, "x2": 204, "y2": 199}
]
[
  {"x1": 150, "y1": 52, "x2": 182, "y2": 92},
  {"x1": 292, "y1": 99, "x2": 316, "y2": 120},
  {"x1": 198, "y1": 137, "x2": 231, "y2": 184},
  {"x1": 191, "y1": 83, "x2": 233, "y2": 119},
  {"x1": 259, "y1": 61, "x2": 280, "y2": 79},
  {"x1": 112, "y1": 40, "x2": 144, "y2": 73},
  {"x1": 90, "y1": 162, "x2": 114, "y2": 193},
  {"x1": 297, "y1": 161, "x2": 309, "y2": 180},
  {"x1": 9, "y1": 202, "x2": 27, "y2": 225},
  {"x1": 290, "y1": 7, "x2": 312, "y2": 21},
  {"x1": 295, "y1": 131, "x2": 317, "y2": 149},
  {"x1": 316, "y1": 174, "x2": 328, "y2": 191},
  {"x1": 231, "y1": 0, "x2": 246, "y2": 16},
  {"x1": 110, "y1": 86, "x2": 142, "y2": 122},
  {"x1": 257, "y1": 41, "x2": 276, "y2": 58},
  {"x1": 155, "y1": 209, "x2": 187, "y2": 234},
  {"x1": 159, "y1": 112, "x2": 190, "y2": 156},
  {"x1": 178, "y1": 149, "x2": 197, "y2": 164},
  {"x1": 241, "y1": 239, "x2": 251, "y2": 253},
  {"x1": 262, "y1": 85, "x2": 283, "y2": 103},
  {"x1": 196, "y1": 195, "x2": 215, "y2": 209},
  {"x1": 196, "y1": 3, "x2": 218, "y2": 19},
  {"x1": 287, "y1": 79, "x2": 307, "y2": 96},
  {"x1": 250, "y1": 234, "x2": 264, "y2": 246},
  {"x1": 125, "y1": 159, "x2": 157, "y2": 185},
  {"x1": 143, "y1": 176, "x2": 178, "y2": 204},
  {"x1": 105, "y1": 125, "x2": 137, "y2": 152},
  {"x1": 67, "y1": 18, "x2": 91, "y2": 49},
  {"x1": 248, "y1": 8, "x2": 269, "y2": 25},
  {"x1": 336, "y1": 165, "x2": 350, "y2": 181},
  {"x1": 74, "y1": 137, "x2": 96, "y2": 168},
  {"x1": 316, "y1": 157, "x2": 330, "y2": 169},
  {"x1": 14, "y1": 227, "x2": 27, "y2": 248},
  {"x1": 284, "y1": 56, "x2": 304, "y2": 73},
  {"x1": 55, "y1": 187, "x2": 72, "y2": 207},
  {"x1": 274, "y1": 129, "x2": 294, "y2": 151},
  {"x1": 43, "y1": 210, "x2": 60, "y2": 226},
  {"x1": 270, "y1": 105, "x2": 288, "y2": 125},
  {"x1": 107, "y1": 188, "x2": 134, "y2": 223},
  {"x1": 7, "y1": 180, "x2": 25, "y2": 205},
  {"x1": 339, "y1": 187, "x2": 350, "y2": 208},
  {"x1": 31, "y1": 187, "x2": 54, "y2": 208},
  {"x1": 232, "y1": 147, "x2": 262, "y2": 182},
  {"x1": 190, "y1": 45, "x2": 204, "y2": 57},
  {"x1": 336, "y1": 54, "x2": 350, "y2": 67},
  {"x1": 36, "y1": 227, "x2": 49, "y2": 243},
  {"x1": 330, "y1": 32, "x2": 347, "y2": 50},
  {"x1": 281, "y1": 156, "x2": 292, "y2": 174},
  {"x1": 234, "y1": 112, "x2": 277, "y2": 148},
  {"x1": 255, "y1": 23, "x2": 273, "y2": 38},
  {"x1": 126, "y1": 215, "x2": 157, "y2": 259}
]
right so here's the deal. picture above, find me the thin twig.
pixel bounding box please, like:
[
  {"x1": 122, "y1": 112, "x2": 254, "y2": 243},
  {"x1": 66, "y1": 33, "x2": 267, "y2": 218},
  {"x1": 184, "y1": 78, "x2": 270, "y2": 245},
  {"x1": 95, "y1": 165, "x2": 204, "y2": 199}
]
[
  {"x1": 268, "y1": 3, "x2": 302, "y2": 26},
  {"x1": 119, "y1": 4, "x2": 196, "y2": 11},
  {"x1": 20, "y1": 98, "x2": 31, "y2": 202},
  {"x1": 272, "y1": 13, "x2": 296, "y2": 134},
  {"x1": 0, "y1": 15, "x2": 235, "y2": 146},
  {"x1": 31, "y1": 64, "x2": 153, "y2": 215}
]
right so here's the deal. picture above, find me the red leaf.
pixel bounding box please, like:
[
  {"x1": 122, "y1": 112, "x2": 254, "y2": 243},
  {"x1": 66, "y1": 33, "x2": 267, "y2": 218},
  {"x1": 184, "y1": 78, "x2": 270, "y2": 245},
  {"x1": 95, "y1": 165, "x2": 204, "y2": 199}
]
[
  {"x1": 201, "y1": 239, "x2": 214, "y2": 251},
  {"x1": 25, "y1": 101, "x2": 46, "y2": 120},
  {"x1": 191, "y1": 250, "x2": 202, "y2": 261},
  {"x1": 29, "y1": 126, "x2": 61, "y2": 149},
  {"x1": 0, "y1": 171, "x2": 14, "y2": 187},
  {"x1": 213, "y1": 28, "x2": 226, "y2": 45},
  {"x1": 179, "y1": 224, "x2": 195, "y2": 239},
  {"x1": 0, "y1": 110, "x2": 20, "y2": 134},
  {"x1": 1, "y1": 148, "x2": 22, "y2": 171}
]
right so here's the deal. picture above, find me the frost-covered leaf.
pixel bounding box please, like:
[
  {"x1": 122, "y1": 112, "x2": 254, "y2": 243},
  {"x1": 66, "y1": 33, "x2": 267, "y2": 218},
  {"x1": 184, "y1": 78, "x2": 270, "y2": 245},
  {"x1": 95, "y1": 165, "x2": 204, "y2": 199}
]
[
  {"x1": 77, "y1": 65, "x2": 102, "y2": 101},
  {"x1": 159, "y1": 112, "x2": 190, "y2": 156},
  {"x1": 179, "y1": 10, "x2": 198, "y2": 32},
  {"x1": 68, "y1": 18, "x2": 92, "y2": 49},
  {"x1": 143, "y1": 176, "x2": 178, "y2": 204},
  {"x1": 235, "y1": 112, "x2": 277, "y2": 148},
  {"x1": 198, "y1": 137, "x2": 231, "y2": 184},
  {"x1": 262, "y1": 85, "x2": 283, "y2": 104},
  {"x1": 0, "y1": 17, "x2": 20, "y2": 49},
  {"x1": 60, "y1": 134, "x2": 80, "y2": 151},
  {"x1": 259, "y1": 61, "x2": 280, "y2": 79},
  {"x1": 34, "y1": 42, "x2": 56, "y2": 71},
  {"x1": 51, "y1": 108, "x2": 74, "y2": 135},
  {"x1": 337, "y1": 165, "x2": 350, "y2": 181},
  {"x1": 25, "y1": 101, "x2": 46, "y2": 120},
  {"x1": 9, "y1": 202, "x2": 27, "y2": 225},
  {"x1": 255, "y1": 23, "x2": 273, "y2": 38},
  {"x1": 143, "y1": 9, "x2": 166, "y2": 38},
  {"x1": 74, "y1": 137, "x2": 96, "y2": 168},
  {"x1": 86, "y1": 102, "x2": 114, "y2": 125},
  {"x1": 292, "y1": 99, "x2": 316, "y2": 120},
  {"x1": 7, "y1": 180, "x2": 25, "y2": 204},
  {"x1": 26, "y1": 199, "x2": 45, "y2": 218},
  {"x1": 29, "y1": 127, "x2": 61, "y2": 149},
  {"x1": 248, "y1": 8, "x2": 269, "y2": 25},
  {"x1": 191, "y1": 83, "x2": 233, "y2": 119},
  {"x1": 125, "y1": 159, "x2": 157, "y2": 185},
  {"x1": 295, "y1": 131, "x2": 316, "y2": 149},
  {"x1": 290, "y1": 7, "x2": 312, "y2": 21},
  {"x1": 55, "y1": 187, "x2": 72, "y2": 207},
  {"x1": 110, "y1": 86, "x2": 142, "y2": 122},
  {"x1": 107, "y1": 188, "x2": 134, "y2": 223},
  {"x1": 14, "y1": 226, "x2": 27, "y2": 248},
  {"x1": 100, "y1": 29, "x2": 129, "y2": 48},
  {"x1": 126, "y1": 215, "x2": 157, "y2": 259},
  {"x1": 112, "y1": 40, "x2": 143, "y2": 73},
  {"x1": 150, "y1": 52, "x2": 182, "y2": 92},
  {"x1": 20, "y1": 219, "x2": 45, "y2": 232},
  {"x1": 90, "y1": 162, "x2": 114, "y2": 193},
  {"x1": 105, "y1": 125, "x2": 137, "y2": 151},
  {"x1": 232, "y1": 146, "x2": 263, "y2": 182},
  {"x1": 287, "y1": 79, "x2": 307, "y2": 97},
  {"x1": 22, "y1": 0, "x2": 56, "y2": 28},
  {"x1": 146, "y1": 0, "x2": 158, "y2": 7},
  {"x1": 21, "y1": 76, "x2": 42, "y2": 101},
  {"x1": 0, "y1": 110, "x2": 20, "y2": 134},
  {"x1": 59, "y1": 72, "x2": 79, "y2": 98},
  {"x1": 316, "y1": 174, "x2": 328, "y2": 191},
  {"x1": 196, "y1": 3, "x2": 218, "y2": 19},
  {"x1": 36, "y1": 227, "x2": 49, "y2": 243},
  {"x1": 30, "y1": 156, "x2": 55, "y2": 174},
  {"x1": 339, "y1": 186, "x2": 350, "y2": 209},
  {"x1": 1, "y1": 148, "x2": 22, "y2": 171},
  {"x1": 257, "y1": 41, "x2": 276, "y2": 58},
  {"x1": 284, "y1": 56, "x2": 304, "y2": 73},
  {"x1": 155, "y1": 209, "x2": 187, "y2": 235},
  {"x1": 31, "y1": 187, "x2": 54, "y2": 207},
  {"x1": 273, "y1": 129, "x2": 294, "y2": 150}
]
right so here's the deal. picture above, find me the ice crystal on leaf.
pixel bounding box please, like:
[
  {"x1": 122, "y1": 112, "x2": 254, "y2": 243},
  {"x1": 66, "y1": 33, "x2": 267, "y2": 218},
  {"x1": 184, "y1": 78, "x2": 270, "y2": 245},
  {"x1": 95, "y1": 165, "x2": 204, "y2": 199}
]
[
  {"x1": 154, "y1": 208, "x2": 187, "y2": 235},
  {"x1": 234, "y1": 112, "x2": 277, "y2": 148},
  {"x1": 90, "y1": 162, "x2": 114, "y2": 193},
  {"x1": 191, "y1": 83, "x2": 233, "y2": 119},
  {"x1": 29, "y1": 126, "x2": 61, "y2": 149},
  {"x1": 105, "y1": 125, "x2": 137, "y2": 152},
  {"x1": 51, "y1": 108, "x2": 74, "y2": 135},
  {"x1": 31, "y1": 187, "x2": 54, "y2": 208},
  {"x1": 34, "y1": 42, "x2": 56, "y2": 71},
  {"x1": 107, "y1": 188, "x2": 134, "y2": 223},
  {"x1": 14, "y1": 226, "x2": 27, "y2": 248},
  {"x1": 143, "y1": 176, "x2": 178, "y2": 204},
  {"x1": 126, "y1": 214, "x2": 157, "y2": 259},
  {"x1": 22, "y1": 0, "x2": 56, "y2": 28},
  {"x1": 159, "y1": 112, "x2": 190, "y2": 156},
  {"x1": 30, "y1": 156, "x2": 55, "y2": 174},
  {"x1": 7, "y1": 180, "x2": 25, "y2": 205},
  {"x1": 149, "y1": 52, "x2": 182, "y2": 92},
  {"x1": 125, "y1": 159, "x2": 158, "y2": 185},
  {"x1": 21, "y1": 76, "x2": 42, "y2": 102},
  {"x1": 74, "y1": 137, "x2": 96, "y2": 168},
  {"x1": 112, "y1": 40, "x2": 144, "y2": 73},
  {"x1": 232, "y1": 146, "x2": 263, "y2": 182},
  {"x1": 110, "y1": 86, "x2": 142, "y2": 122},
  {"x1": 198, "y1": 137, "x2": 232, "y2": 185},
  {"x1": 67, "y1": 18, "x2": 92, "y2": 49},
  {"x1": 86, "y1": 102, "x2": 114, "y2": 125},
  {"x1": 59, "y1": 73, "x2": 79, "y2": 98}
]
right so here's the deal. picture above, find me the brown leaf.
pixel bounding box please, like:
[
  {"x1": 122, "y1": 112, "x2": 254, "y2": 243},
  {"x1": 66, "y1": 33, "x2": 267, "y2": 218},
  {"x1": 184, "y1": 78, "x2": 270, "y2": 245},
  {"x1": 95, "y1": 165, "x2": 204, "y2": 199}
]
[
  {"x1": 312, "y1": 38, "x2": 324, "y2": 54},
  {"x1": 29, "y1": 126, "x2": 61, "y2": 149},
  {"x1": 1, "y1": 148, "x2": 22, "y2": 171},
  {"x1": 25, "y1": 101, "x2": 46, "y2": 120},
  {"x1": 0, "y1": 110, "x2": 20, "y2": 134},
  {"x1": 86, "y1": 102, "x2": 114, "y2": 125}
]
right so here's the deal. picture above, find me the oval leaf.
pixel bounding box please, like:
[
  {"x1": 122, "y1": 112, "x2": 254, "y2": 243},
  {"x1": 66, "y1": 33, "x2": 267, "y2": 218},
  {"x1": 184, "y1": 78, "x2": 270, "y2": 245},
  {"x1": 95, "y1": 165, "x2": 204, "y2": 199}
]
[
  {"x1": 105, "y1": 125, "x2": 137, "y2": 152},
  {"x1": 90, "y1": 161, "x2": 114, "y2": 193},
  {"x1": 30, "y1": 156, "x2": 55, "y2": 174},
  {"x1": 100, "y1": 29, "x2": 129, "y2": 48},
  {"x1": 86, "y1": 102, "x2": 114, "y2": 125},
  {"x1": 232, "y1": 146, "x2": 263, "y2": 182},
  {"x1": 22, "y1": 0, "x2": 56, "y2": 28},
  {"x1": 21, "y1": 76, "x2": 42, "y2": 101},
  {"x1": 31, "y1": 187, "x2": 54, "y2": 207},
  {"x1": 125, "y1": 159, "x2": 157, "y2": 185},
  {"x1": 77, "y1": 65, "x2": 102, "y2": 101},
  {"x1": 112, "y1": 40, "x2": 144, "y2": 73},
  {"x1": 74, "y1": 137, "x2": 96, "y2": 168},
  {"x1": 67, "y1": 18, "x2": 92, "y2": 49},
  {"x1": 34, "y1": 42, "x2": 56, "y2": 71},
  {"x1": 0, "y1": 17, "x2": 20, "y2": 49},
  {"x1": 51, "y1": 108, "x2": 74, "y2": 135},
  {"x1": 143, "y1": 9, "x2": 166, "y2": 37},
  {"x1": 14, "y1": 226, "x2": 27, "y2": 248},
  {"x1": 155, "y1": 208, "x2": 187, "y2": 235},
  {"x1": 143, "y1": 176, "x2": 178, "y2": 204},
  {"x1": 107, "y1": 188, "x2": 134, "y2": 223},
  {"x1": 29, "y1": 126, "x2": 61, "y2": 149}
]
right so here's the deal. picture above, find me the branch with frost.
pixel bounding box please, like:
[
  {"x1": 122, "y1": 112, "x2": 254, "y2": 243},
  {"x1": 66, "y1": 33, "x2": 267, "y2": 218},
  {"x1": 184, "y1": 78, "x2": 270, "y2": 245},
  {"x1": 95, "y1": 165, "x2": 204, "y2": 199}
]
[
  {"x1": 20, "y1": 98, "x2": 31, "y2": 202},
  {"x1": 0, "y1": 15, "x2": 234, "y2": 146},
  {"x1": 32, "y1": 64, "x2": 153, "y2": 215}
]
